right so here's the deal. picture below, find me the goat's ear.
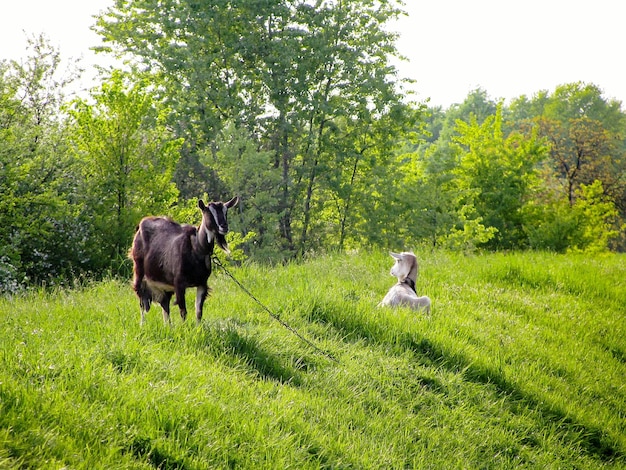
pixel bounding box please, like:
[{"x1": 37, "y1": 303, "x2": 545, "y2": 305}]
[
  {"x1": 390, "y1": 252, "x2": 401, "y2": 260},
  {"x1": 225, "y1": 196, "x2": 239, "y2": 209},
  {"x1": 198, "y1": 199, "x2": 206, "y2": 210}
]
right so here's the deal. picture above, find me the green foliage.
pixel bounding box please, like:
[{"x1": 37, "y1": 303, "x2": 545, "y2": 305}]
[
  {"x1": 522, "y1": 176, "x2": 623, "y2": 254},
  {"x1": 420, "y1": 84, "x2": 626, "y2": 253},
  {"x1": 570, "y1": 180, "x2": 622, "y2": 253},
  {"x1": 544, "y1": 82, "x2": 625, "y2": 129},
  {"x1": 0, "y1": 251, "x2": 625, "y2": 468},
  {"x1": 440, "y1": 204, "x2": 498, "y2": 252},
  {"x1": 452, "y1": 105, "x2": 548, "y2": 249},
  {"x1": 523, "y1": 199, "x2": 580, "y2": 253},
  {"x1": 67, "y1": 71, "x2": 181, "y2": 270},
  {"x1": 95, "y1": 0, "x2": 418, "y2": 258},
  {"x1": 0, "y1": 36, "x2": 86, "y2": 289},
  {"x1": 444, "y1": 87, "x2": 498, "y2": 131},
  {"x1": 206, "y1": 122, "x2": 283, "y2": 260},
  {"x1": 533, "y1": 83, "x2": 626, "y2": 219},
  {"x1": 404, "y1": 138, "x2": 460, "y2": 247},
  {"x1": 3, "y1": 5, "x2": 626, "y2": 290}
]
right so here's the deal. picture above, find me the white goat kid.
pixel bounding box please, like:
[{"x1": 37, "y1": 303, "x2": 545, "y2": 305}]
[{"x1": 379, "y1": 251, "x2": 431, "y2": 313}]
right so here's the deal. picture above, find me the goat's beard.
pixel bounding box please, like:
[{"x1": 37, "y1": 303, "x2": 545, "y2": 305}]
[{"x1": 216, "y1": 232, "x2": 230, "y2": 254}]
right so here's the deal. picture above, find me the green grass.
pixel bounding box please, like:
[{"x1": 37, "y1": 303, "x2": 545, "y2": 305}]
[{"x1": 1, "y1": 250, "x2": 625, "y2": 469}]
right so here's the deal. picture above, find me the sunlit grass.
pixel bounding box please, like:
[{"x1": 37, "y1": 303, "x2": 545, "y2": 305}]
[{"x1": 1, "y1": 251, "x2": 624, "y2": 468}]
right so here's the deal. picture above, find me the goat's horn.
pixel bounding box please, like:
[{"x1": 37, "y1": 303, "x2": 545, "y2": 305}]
[{"x1": 225, "y1": 196, "x2": 239, "y2": 208}]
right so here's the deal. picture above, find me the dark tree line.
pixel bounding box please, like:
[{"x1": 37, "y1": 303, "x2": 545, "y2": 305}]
[{"x1": 1, "y1": 1, "x2": 625, "y2": 293}]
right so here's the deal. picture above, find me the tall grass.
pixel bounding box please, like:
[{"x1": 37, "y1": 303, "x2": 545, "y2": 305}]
[{"x1": 0, "y1": 251, "x2": 624, "y2": 468}]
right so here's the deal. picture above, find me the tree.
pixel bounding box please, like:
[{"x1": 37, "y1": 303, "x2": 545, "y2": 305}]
[
  {"x1": 208, "y1": 122, "x2": 281, "y2": 260},
  {"x1": 0, "y1": 35, "x2": 85, "y2": 289},
  {"x1": 452, "y1": 106, "x2": 548, "y2": 249},
  {"x1": 510, "y1": 82, "x2": 626, "y2": 251},
  {"x1": 541, "y1": 116, "x2": 614, "y2": 206},
  {"x1": 306, "y1": 102, "x2": 421, "y2": 252},
  {"x1": 570, "y1": 180, "x2": 622, "y2": 253},
  {"x1": 528, "y1": 83, "x2": 626, "y2": 219},
  {"x1": 67, "y1": 72, "x2": 181, "y2": 270},
  {"x1": 507, "y1": 90, "x2": 550, "y2": 124},
  {"x1": 95, "y1": 0, "x2": 415, "y2": 258},
  {"x1": 521, "y1": 167, "x2": 581, "y2": 252},
  {"x1": 544, "y1": 82, "x2": 624, "y2": 132}
]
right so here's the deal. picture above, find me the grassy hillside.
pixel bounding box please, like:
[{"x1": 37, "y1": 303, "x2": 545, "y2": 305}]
[{"x1": 1, "y1": 251, "x2": 625, "y2": 469}]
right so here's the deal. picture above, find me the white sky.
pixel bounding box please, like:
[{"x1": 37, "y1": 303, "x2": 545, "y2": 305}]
[{"x1": 1, "y1": 0, "x2": 624, "y2": 109}]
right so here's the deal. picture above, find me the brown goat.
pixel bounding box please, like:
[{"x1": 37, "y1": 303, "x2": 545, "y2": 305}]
[{"x1": 129, "y1": 197, "x2": 238, "y2": 325}]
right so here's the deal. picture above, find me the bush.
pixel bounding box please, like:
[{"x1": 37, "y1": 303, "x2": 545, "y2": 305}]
[{"x1": 570, "y1": 180, "x2": 622, "y2": 253}]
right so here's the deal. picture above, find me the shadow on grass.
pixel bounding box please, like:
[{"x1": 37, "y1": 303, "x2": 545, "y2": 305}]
[
  {"x1": 139, "y1": 319, "x2": 312, "y2": 386},
  {"x1": 308, "y1": 303, "x2": 624, "y2": 464},
  {"x1": 404, "y1": 336, "x2": 622, "y2": 463},
  {"x1": 128, "y1": 436, "x2": 189, "y2": 470},
  {"x1": 606, "y1": 344, "x2": 626, "y2": 365},
  {"x1": 193, "y1": 321, "x2": 305, "y2": 386}
]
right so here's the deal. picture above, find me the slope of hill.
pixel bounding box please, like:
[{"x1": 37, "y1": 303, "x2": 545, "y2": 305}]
[{"x1": 1, "y1": 251, "x2": 624, "y2": 468}]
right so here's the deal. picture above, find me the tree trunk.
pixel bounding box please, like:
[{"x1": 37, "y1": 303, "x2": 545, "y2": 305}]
[
  {"x1": 338, "y1": 152, "x2": 361, "y2": 250},
  {"x1": 277, "y1": 114, "x2": 294, "y2": 253}
]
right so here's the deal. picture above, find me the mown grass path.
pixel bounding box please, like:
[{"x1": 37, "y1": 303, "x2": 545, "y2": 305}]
[{"x1": 1, "y1": 251, "x2": 624, "y2": 468}]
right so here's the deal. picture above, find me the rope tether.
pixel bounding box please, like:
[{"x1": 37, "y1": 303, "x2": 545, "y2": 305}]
[{"x1": 212, "y1": 256, "x2": 339, "y2": 364}]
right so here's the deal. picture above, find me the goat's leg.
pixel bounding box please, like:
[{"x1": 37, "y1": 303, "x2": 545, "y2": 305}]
[
  {"x1": 159, "y1": 292, "x2": 173, "y2": 325},
  {"x1": 195, "y1": 285, "x2": 208, "y2": 325},
  {"x1": 174, "y1": 284, "x2": 187, "y2": 321},
  {"x1": 132, "y1": 260, "x2": 150, "y2": 325},
  {"x1": 139, "y1": 285, "x2": 152, "y2": 326},
  {"x1": 132, "y1": 264, "x2": 143, "y2": 295}
]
